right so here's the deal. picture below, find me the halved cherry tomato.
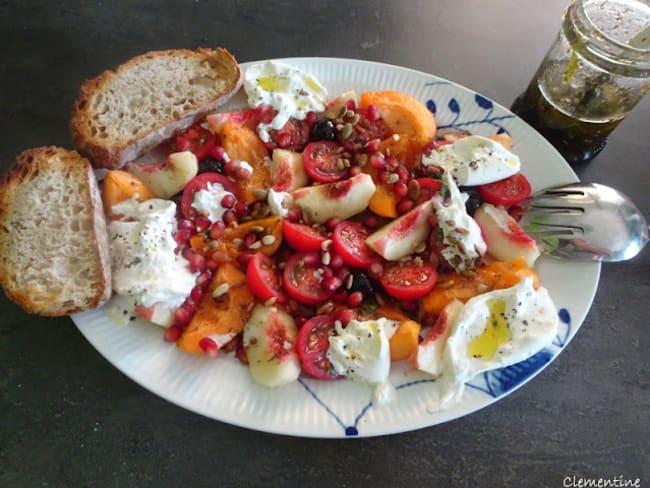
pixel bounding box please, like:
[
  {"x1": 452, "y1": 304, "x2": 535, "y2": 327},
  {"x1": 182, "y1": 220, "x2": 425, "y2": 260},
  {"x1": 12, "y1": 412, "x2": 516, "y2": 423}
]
[
  {"x1": 282, "y1": 219, "x2": 328, "y2": 252},
  {"x1": 332, "y1": 220, "x2": 375, "y2": 268},
  {"x1": 413, "y1": 177, "x2": 443, "y2": 205},
  {"x1": 175, "y1": 125, "x2": 217, "y2": 161},
  {"x1": 265, "y1": 118, "x2": 311, "y2": 152},
  {"x1": 379, "y1": 260, "x2": 438, "y2": 300},
  {"x1": 246, "y1": 252, "x2": 286, "y2": 304},
  {"x1": 302, "y1": 141, "x2": 348, "y2": 183},
  {"x1": 478, "y1": 173, "x2": 532, "y2": 207},
  {"x1": 180, "y1": 173, "x2": 239, "y2": 219},
  {"x1": 296, "y1": 315, "x2": 342, "y2": 380},
  {"x1": 282, "y1": 252, "x2": 333, "y2": 305},
  {"x1": 337, "y1": 107, "x2": 388, "y2": 152}
]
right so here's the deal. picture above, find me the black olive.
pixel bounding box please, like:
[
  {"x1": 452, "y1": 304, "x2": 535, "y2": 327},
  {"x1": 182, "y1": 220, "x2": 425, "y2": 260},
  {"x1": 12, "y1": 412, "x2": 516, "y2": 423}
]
[
  {"x1": 462, "y1": 187, "x2": 482, "y2": 216},
  {"x1": 310, "y1": 120, "x2": 336, "y2": 141},
  {"x1": 349, "y1": 271, "x2": 375, "y2": 297},
  {"x1": 198, "y1": 157, "x2": 225, "y2": 174}
]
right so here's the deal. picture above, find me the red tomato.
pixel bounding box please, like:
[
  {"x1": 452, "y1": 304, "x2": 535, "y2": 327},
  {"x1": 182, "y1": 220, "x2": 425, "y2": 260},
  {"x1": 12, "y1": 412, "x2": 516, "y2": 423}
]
[
  {"x1": 332, "y1": 220, "x2": 375, "y2": 268},
  {"x1": 414, "y1": 177, "x2": 443, "y2": 205},
  {"x1": 338, "y1": 107, "x2": 388, "y2": 152},
  {"x1": 478, "y1": 173, "x2": 532, "y2": 207},
  {"x1": 296, "y1": 315, "x2": 342, "y2": 380},
  {"x1": 175, "y1": 125, "x2": 217, "y2": 161},
  {"x1": 265, "y1": 118, "x2": 311, "y2": 152},
  {"x1": 379, "y1": 260, "x2": 438, "y2": 300},
  {"x1": 282, "y1": 252, "x2": 332, "y2": 305},
  {"x1": 180, "y1": 173, "x2": 239, "y2": 219},
  {"x1": 302, "y1": 141, "x2": 348, "y2": 183},
  {"x1": 246, "y1": 252, "x2": 286, "y2": 304},
  {"x1": 281, "y1": 219, "x2": 328, "y2": 252}
]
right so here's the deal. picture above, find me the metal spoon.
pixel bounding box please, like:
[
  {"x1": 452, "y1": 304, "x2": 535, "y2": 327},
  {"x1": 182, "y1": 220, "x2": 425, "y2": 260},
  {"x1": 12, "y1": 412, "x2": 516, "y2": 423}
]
[{"x1": 519, "y1": 182, "x2": 649, "y2": 262}]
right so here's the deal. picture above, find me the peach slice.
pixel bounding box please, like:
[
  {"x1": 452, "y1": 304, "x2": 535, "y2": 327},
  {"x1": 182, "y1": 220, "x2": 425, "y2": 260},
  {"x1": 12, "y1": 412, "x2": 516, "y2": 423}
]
[
  {"x1": 271, "y1": 148, "x2": 308, "y2": 192},
  {"x1": 474, "y1": 203, "x2": 540, "y2": 267},
  {"x1": 243, "y1": 305, "x2": 301, "y2": 388},
  {"x1": 365, "y1": 201, "x2": 433, "y2": 261},
  {"x1": 125, "y1": 151, "x2": 198, "y2": 199},
  {"x1": 292, "y1": 173, "x2": 376, "y2": 224}
]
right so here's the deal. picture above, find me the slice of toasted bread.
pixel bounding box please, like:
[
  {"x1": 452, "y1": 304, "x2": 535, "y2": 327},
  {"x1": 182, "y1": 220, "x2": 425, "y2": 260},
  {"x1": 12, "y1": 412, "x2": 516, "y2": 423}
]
[
  {"x1": 71, "y1": 47, "x2": 243, "y2": 169},
  {"x1": 0, "y1": 147, "x2": 112, "y2": 316}
]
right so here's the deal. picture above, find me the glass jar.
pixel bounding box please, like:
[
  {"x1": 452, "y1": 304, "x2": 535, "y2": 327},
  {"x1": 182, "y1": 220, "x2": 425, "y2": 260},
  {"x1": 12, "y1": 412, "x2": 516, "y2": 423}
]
[{"x1": 511, "y1": 0, "x2": 650, "y2": 165}]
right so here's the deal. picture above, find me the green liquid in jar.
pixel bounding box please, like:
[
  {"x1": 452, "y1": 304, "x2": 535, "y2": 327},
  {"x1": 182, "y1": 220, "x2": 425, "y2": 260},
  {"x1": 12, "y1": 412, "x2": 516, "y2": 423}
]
[{"x1": 511, "y1": 79, "x2": 626, "y2": 165}]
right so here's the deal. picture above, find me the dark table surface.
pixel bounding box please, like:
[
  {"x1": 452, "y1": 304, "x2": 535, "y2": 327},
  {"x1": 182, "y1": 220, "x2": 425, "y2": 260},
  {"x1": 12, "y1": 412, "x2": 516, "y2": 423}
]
[{"x1": 1, "y1": 1, "x2": 648, "y2": 487}]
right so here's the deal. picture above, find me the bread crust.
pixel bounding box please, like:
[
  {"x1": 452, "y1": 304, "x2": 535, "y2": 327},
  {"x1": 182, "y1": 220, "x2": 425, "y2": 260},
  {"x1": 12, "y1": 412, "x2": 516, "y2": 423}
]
[
  {"x1": 70, "y1": 47, "x2": 243, "y2": 169},
  {"x1": 0, "y1": 147, "x2": 112, "y2": 316}
]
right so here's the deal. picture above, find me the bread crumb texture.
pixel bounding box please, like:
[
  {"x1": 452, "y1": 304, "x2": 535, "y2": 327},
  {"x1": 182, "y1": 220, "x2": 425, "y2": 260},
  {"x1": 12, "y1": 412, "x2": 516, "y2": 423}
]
[
  {"x1": 0, "y1": 147, "x2": 109, "y2": 315},
  {"x1": 78, "y1": 50, "x2": 237, "y2": 142}
]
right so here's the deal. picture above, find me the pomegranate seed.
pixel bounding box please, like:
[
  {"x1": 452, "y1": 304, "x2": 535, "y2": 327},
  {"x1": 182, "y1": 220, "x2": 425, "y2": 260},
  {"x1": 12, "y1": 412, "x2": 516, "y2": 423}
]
[
  {"x1": 236, "y1": 165, "x2": 252, "y2": 180},
  {"x1": 395, "y1": 165, "x2": 410, "y2": 181},
  {"x1": 191, "y1": 285, "x2": 205, "y2": 302},
  {"x1": 329, "y1": 253, "x2": 344, "y2": 269},
  {"x1": 385, "y1": 155, "x2": 398, "y2": 171},
  {"x1": 220, "y1": 194, "x2": 235, "y2": 209},
  {"x1": 223, "y1": 209, "x2": 238, "y2": 226},
  {"x1": 336, "y1": 266, "x2": 351, "y2": 282},
  {"x1": 223, "y1": 161, "x2": 237, "y2": 176},
  {"x1": 234, "y1": 201, "x2": 248, "y2": 217},
  {"x1": 378, "y1": 170, "x2": 390, "y2": 184},
  {"x1": 174, "y1": 228, "x2": 192, "y2": 245},
  {"x1": 320, "y1": 266, "x2": 334, "y2": 279},
  {"x1": 345, "y1": 99, "x2": 356, "y2": 110},
  {"x1": 243, "y1": 232, "x2": 258, "y2": 248},
  {"x1": 363, "y1": 215, "x2": 380, "y2": 229},
  {"x1": 370, "y1": 154, "x2": 386, "y2": 170},
  {"x1": 210, "y1": 145, "x2": 228, "y2": 161},
  {"x1": 196, "y1": 270, "x2": 212, "y2": 288},
  {"x1": 294, "y1": 315, "x2": 308, "y2": 327},
  {"x1": 393, "y1": 181, "x2": 409, "y2": 199},
  {"x1": 302, "y1": 253, "x2": 320, "y2": 266},
  {"x1": 179, "y1": 219, "x2": 194, "y2": 230},
  {"x1": 306, "y1": 111, "x2": 318, "y2": 125},
  {"x1": 368, "y1": 261, "x2": 384, "y2": 278},
  {"x1": 348, "y1": 165, "x2": 362, "y2": 176},
  {"x1": 183, "y1": 248, "x2": 206, "y2": 272},
  {"x1": 287, "y1": 208, "x2": 302, "y2": 222},
  {"x1": 322, "y1": 276, "x2": 343, "y2": 292},
  {"x1": 195, "y1": 215, "x2": 211, "y2": 232},
  {"x1": 236, "y1": 251, "x2": 254, "y2": 268},
  {"x1": 173, "y1": 307, "x2": 192, "y2": 327},
  {"x1": 199, "y1": 337, "x2": 219, "y2": 357},
  {"x1": 347, "y1": 291, "x2": 363, "y2": 307},
  {"x1": 277, "y1": 132, "x2": 292, "y2": 148},
  {"x1": 164, "y1": 325, "x2": 182, "y2": 342},
  {"x1": 397, "y1": 198, "x2": 414, "y2": 214},
  {"x1": 205, "y1": 258, "x2": 218, "y2": 271},
  {"x1": 325, "y1": 217, "x2": 340, "y2": 232},
  {"x1": 209, "y1": 221, "x2": 226, "y2": 240},
  {"x1": 335, "y1": 308, "x2": 356, "y2": 325},
  {"x1": 365, "y1": 138, "x2": 381, "y2": 153},
  {"x1": 366, "y1": 104, "x2": 380, "y2": 121}
]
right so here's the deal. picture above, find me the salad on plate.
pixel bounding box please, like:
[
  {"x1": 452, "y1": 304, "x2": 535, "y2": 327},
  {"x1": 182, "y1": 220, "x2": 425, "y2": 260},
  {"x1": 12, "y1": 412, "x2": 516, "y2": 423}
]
[{"x1": 101, "y1": 59, "x2": 560, "y2": 410}]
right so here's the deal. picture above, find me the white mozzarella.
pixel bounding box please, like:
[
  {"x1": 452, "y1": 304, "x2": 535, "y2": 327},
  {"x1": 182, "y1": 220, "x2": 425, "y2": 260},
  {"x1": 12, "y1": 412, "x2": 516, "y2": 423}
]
[
  {"x1": 433, "y1": 277, "x2": 559, "y2": 407},
  {"x1": 244, "y1": 61, "x2": 328, "y2": 143},
  {"x1": 422, "y1": 135, "x2": 520, "y2": 186}
]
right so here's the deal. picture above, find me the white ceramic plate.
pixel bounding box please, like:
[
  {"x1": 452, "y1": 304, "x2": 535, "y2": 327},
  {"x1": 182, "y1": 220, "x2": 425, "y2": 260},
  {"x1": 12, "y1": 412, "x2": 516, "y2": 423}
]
[{"x1": 72, "y1": 58, "x2": 600, "y2": 438}]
